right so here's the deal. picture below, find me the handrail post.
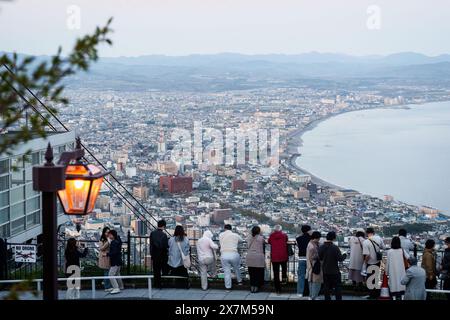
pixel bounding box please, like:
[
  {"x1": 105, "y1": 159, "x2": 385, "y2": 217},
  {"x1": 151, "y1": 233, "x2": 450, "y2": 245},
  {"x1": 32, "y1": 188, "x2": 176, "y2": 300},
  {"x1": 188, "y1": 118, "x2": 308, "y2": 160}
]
[
  {"x1": 148, "y1": 276, "x2": 152, "y2": 299},
  {"x1": 91, "y1": 278, "x2": 96, "y2": 299},
  {"x1": 127, "y1": 230, "x2": 131, "y2": 275}
]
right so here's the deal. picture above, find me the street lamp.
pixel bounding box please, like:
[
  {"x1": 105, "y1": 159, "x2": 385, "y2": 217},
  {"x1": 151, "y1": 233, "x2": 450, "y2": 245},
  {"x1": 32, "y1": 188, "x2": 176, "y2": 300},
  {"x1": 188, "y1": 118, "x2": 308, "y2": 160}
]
[{"x1": 32, "y1": 138, "x2": 110, "y2": 300}]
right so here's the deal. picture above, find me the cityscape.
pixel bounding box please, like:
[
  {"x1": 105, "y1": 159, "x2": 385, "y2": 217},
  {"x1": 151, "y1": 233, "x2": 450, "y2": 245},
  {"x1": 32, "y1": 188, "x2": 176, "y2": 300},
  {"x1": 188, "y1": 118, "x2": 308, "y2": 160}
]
[{"x1": 0, "y1": 0, "x2": 450, "y2": 314}]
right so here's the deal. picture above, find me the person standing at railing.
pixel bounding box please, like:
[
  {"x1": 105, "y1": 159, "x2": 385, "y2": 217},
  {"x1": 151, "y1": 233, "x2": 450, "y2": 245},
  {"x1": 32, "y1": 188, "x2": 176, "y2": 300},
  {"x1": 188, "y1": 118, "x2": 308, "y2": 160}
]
[
  {"x1": 362, "y1": 227, "x2": 385, "y2": 300},
  {"x1": 150, "y1": 220, "x2": 169, "y2": 289},
  {"x1": 296, "y1": 225, "x2": 311, "y2": 297},
  {"x1": 441, "y1": 237, "x2": 450, "y2": 301},
  {"x1": 348, "y1": 229, "x2": 365, "y2": 290},
  {"x1": 318, "y1": 231, "x2": 347, "y2": 301},
  {"x1": 246, "y1": 226, "x2": 265, "y2": 293},
  {"x1": 401, "y1": 256, "x2": 426, "y2": 300},
  {"x1": 421, "y1": 239, "x2": 438, "y2": 299},
  {"x1": 306, "y1": 231, "x2": 322, "y2": 300},
  {"x1": 399, "y1": 229, "x2": 415, "y2": 256},
  {"x1": 65, "y1": 238, "x2": 88, "y2": 299},
  {"x1": 268, "y1": 225, "x2": 289, "y2": 295},
  {"x1": 168, "y1": 225, "x2": 190, "y2": 289},
  {"x1": 108, "y1": 230, "x2": 124, "y2": 294},
  {"x1": 196, "y1": 230, "x2": 218, "y2": 291},
  {"x1": 98, "y1": 226, "x2": 111, "y2": 292},
  {"x1": 385, "y1": 236, "x2": 408, "y2": 300},
  {"x1": 219, "y1": 224, "x2": 243, "y2": 291}
]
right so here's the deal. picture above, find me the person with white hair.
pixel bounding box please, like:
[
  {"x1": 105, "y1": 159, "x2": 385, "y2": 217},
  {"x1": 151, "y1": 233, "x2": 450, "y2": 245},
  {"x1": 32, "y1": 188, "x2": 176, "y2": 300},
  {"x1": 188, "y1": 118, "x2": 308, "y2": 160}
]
[
  {"x1": 196, "y1": 230, "x2": 218, "y2": 290},
  {"x1": 268, "y1": 224, "x2": 289, "y2": 294}
]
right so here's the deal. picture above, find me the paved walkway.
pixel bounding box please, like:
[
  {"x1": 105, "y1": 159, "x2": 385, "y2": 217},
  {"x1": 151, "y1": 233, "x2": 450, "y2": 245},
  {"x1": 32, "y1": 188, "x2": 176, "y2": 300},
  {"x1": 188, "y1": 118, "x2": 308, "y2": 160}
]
[{"x1": 0, "y1": 287, "x2": 364, "y2": 300}]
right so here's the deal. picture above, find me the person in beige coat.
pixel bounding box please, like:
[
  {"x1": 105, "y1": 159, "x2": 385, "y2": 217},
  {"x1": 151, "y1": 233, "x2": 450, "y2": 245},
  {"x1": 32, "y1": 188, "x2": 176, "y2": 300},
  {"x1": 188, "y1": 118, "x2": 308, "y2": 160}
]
[
  {"x1": 306, "y1": 231, "x2": 322, "y2": 300},
  {"x1": 98, "y1": 227, "x2": 111, "y2": 291}
]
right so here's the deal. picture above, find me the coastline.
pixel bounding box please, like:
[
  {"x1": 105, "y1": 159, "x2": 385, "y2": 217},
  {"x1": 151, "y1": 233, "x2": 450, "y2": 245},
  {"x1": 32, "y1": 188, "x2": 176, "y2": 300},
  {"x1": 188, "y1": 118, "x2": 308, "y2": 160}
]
[
  {"x1": 285, "y1": 100, "x2": 450, "y2": 216},
  {"x1": 286, "y1": 102, "x2": 434, "y2": 189}
]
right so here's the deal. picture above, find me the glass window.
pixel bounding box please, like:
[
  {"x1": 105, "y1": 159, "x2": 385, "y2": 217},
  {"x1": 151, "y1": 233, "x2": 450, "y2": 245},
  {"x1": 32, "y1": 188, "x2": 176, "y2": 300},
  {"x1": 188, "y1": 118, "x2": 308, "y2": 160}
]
[
  {"x1": 11, "y1": 156, "x2": 24, "y2": 170},
  {"x1": 11, "y1": 169, "x2": 24, "y2": 187},
  {"x1": 26, "y1": 211, "x2": 40, "y2": 228},
  {"x1": 0, "y1": 207, "x2": 8, "y2": 224},
  {"x1": 25, "y1": 167, "x2": 32, "y2": 183},
  {"x1": 11, "y1": 186, "x2": 24, "y2": 204},
  {"x1": 11, "y1": 217, "x2": 25, "y2": 235},
  {"x1": 32, "y1": 152, "x2": 40, "y2": 165},
  {"x1": 10, "y1": 202, "x2": 25, "y2": 220},
  {"x1": 26, "y1": 197, "x2": 40, "y2": 213},
  {"x1": 0, "y1": 191, "x2": 8, "y2": 207},
  {"x1": 0, "y1": 175, "x2": 9, "y2": 191},
  {"x1": 0, "y1": 223, "x2": 10, "y2": 238},
  {"x1": 25, "y1": 183, "x2": 39, "y2": 198},
  {"x1": 0, "y1": 159, "x2": 9, "y2": 175}
]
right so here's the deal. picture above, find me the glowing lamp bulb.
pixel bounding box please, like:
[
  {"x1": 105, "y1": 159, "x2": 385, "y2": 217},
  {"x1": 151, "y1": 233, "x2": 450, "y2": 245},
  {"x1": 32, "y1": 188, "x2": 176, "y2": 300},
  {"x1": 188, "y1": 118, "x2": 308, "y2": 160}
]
[{"x1": 74, "y1": 180, "x2": 84, "y2": 189}]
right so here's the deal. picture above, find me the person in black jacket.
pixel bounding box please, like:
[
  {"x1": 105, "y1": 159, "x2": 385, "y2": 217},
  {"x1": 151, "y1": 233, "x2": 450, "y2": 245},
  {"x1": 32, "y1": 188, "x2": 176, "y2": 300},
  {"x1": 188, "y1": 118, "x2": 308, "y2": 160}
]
[
  {"x1": 150, "y1": 220, "x2": 169, "y2": 289},
  {"x1": 107, "y1": 230, "x2": 124, "y2": 294},
  {"x1": 296, "y1": 225, "x2": 311, "y2": 297},
  {"x1": 64, "y1": 238, "x2": 88, "y2": 299},
  {"x1": 442, "y1": 237, "x2": 450, "y2": 301},
  {"x1": 65, "y1": 238, "x2": 88, "y2": 276},
  {"x1": 318, "y1": 231, "x2": 347, "y2": 300}
]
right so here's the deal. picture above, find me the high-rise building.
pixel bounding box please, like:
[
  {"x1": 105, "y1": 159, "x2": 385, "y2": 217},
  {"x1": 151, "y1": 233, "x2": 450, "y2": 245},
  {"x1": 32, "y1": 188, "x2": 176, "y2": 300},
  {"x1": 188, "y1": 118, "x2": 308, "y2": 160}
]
[{"x1": 0, "y1": 131, "x2": 75, "y2": 242}]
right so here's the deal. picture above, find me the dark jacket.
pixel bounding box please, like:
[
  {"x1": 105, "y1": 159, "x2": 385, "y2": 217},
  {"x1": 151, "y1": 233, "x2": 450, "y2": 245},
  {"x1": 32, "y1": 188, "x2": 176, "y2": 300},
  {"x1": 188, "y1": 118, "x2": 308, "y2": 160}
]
[
  {"x1": 150, "y1": 229, "x2": 169, "y2": 260},
  {"x1": 442, "y1": 248, "x2": 450, "y2": 272},
  {"x1": 268, "y1": 231, "x2": 288, "y2": 262},
  {"x1": 108, "y1": 237, "x2": 122, "y2": 267},
  {"x1": 318, "y1": 241, "x2": 346, "y2": 275},
  {"x1": 296, "y1": 233, "x2": 311, "y2": 257},
  {"x1": 65, "y1": 247, "x2": 88, "y2": 272}
]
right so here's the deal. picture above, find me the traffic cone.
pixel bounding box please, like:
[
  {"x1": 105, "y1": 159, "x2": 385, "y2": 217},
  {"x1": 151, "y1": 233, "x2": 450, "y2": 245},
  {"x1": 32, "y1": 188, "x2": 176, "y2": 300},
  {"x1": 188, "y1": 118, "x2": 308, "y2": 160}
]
[{"x1": 379, "y1": 272, "x2": 391, "y2": 300}]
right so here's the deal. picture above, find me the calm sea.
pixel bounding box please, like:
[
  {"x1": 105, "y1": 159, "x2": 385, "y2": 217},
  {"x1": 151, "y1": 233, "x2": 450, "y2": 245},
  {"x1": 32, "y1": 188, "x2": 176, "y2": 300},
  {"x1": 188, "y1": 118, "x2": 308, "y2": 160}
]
[{"x1": 296, "y1": 101, "x2": 450, "y2": 215}]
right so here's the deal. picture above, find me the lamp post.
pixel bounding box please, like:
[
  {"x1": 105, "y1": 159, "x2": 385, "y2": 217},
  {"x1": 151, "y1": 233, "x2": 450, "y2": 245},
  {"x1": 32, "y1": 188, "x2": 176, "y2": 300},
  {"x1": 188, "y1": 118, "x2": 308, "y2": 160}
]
[{"x1": 32, "y1": 138, "x2": 110, "y2": 300}]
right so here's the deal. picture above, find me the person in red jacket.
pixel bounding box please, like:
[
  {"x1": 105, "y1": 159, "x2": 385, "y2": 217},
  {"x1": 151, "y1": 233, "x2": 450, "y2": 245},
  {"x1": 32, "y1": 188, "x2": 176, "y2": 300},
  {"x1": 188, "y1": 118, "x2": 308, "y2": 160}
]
[{"x1": 268, "y1": 225, "x2": 289, "y2": 294}]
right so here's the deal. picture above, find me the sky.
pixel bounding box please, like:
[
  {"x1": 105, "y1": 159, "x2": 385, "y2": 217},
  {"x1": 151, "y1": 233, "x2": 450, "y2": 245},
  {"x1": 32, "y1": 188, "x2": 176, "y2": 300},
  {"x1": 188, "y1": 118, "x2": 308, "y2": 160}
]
[{"x1": 0, "y1": 0, "x2": 449, "y2": 57}]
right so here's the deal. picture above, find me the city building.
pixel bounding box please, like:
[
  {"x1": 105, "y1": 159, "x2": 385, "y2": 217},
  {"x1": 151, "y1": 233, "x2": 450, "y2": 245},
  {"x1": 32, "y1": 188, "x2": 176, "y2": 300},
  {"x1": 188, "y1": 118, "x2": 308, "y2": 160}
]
[
  {"x1": 159, "y1": 175, "x2": 193, "y2": 194},
  {"x1": 0, "y1": 131, "x2": 75, "y2": 242}
]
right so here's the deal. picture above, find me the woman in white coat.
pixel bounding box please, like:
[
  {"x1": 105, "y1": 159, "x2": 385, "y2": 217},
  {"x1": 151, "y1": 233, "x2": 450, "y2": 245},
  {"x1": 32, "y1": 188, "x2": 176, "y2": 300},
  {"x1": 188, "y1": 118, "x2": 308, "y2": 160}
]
[
  {"x1": 348, "y1": 229, "x2": 365, "y2": 288},
  {"x1": 385, "y1": 236, "x2": 409, "y2": 299},
  {"x1": 196, "y1": 230, "x2": 218, "y2": 290}
]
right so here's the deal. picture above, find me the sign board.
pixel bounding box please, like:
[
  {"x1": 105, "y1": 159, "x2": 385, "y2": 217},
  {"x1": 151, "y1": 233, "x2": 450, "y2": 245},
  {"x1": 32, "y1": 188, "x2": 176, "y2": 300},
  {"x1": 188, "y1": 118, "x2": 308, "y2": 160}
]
[{"x1": 14, "y1": 245, "x2": 37, "y2": 263}]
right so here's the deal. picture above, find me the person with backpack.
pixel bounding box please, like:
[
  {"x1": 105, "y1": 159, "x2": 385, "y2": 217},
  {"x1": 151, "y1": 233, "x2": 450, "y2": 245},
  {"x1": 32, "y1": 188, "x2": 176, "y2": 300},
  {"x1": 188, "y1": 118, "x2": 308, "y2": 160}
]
[
  {"x1": 362, "y1": 227, "x2": 385, "y2": 299},
  {"x1": 306, "y1": 231, "x2": 322, "y2": 300},
  {"x1": 318, "y1": 231, "x2": 347, "y2": 300},
  {"x1": 150, "y1": 219, "x2": 169, "y2": 289}
]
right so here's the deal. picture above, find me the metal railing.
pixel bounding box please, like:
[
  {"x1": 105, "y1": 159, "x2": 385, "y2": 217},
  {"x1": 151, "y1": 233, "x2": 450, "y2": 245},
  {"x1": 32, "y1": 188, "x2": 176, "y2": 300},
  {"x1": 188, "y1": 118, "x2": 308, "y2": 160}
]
[
  {"x1": 0, "y1": 275, "x2": 449, "y2": 300},
  {"x1": 3, "y1": 236, "x2": 448, "y2": 291}
]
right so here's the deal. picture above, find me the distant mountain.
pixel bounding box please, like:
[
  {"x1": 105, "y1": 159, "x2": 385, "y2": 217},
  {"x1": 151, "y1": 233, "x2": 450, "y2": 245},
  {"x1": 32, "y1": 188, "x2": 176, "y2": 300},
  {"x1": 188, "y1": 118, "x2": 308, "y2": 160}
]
[
  {"x1": 3, "y1": 51, "x2": 450, "y2": 91},
  {"x1": 98, "y1": 52, "x2": 450, "y2": 67}
]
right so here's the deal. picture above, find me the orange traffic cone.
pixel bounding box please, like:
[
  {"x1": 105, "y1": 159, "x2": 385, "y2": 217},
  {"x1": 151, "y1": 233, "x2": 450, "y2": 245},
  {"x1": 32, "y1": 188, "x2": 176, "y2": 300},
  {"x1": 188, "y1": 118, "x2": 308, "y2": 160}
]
[{"x1": 379, "y1": 272, "x2": 391, "y2": 300}]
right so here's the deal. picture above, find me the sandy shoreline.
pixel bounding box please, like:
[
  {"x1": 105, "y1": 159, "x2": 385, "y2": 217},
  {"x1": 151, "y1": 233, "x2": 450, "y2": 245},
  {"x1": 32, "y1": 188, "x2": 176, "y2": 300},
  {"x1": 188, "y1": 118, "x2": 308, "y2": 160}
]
[{"x1": 285, "y1": 104, "x2": 418, "y2": 190}]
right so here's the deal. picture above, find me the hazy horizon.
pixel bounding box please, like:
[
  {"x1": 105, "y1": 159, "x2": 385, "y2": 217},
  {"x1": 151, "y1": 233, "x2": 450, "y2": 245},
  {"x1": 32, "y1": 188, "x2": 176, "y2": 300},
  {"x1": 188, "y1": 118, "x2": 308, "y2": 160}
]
[{"x1": 1, "y1": 0, "x2": 450, "y2": 57}]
